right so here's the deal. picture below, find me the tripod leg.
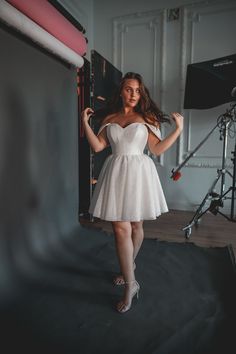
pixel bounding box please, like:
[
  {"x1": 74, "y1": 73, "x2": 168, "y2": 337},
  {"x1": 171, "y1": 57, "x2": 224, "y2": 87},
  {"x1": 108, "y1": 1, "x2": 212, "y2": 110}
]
[
  {"x1": 182, "y1": 170, "x2": 222, "y2": 239},
  {"x1": 230, "y1": 144, "x2": 236, "y2": 220},
  {"x1": 213, "y1": 145, "x2": 236, "y2": 221},
  {"x1": 182, "y1": 108, "x2": 235, "y2": 238}
]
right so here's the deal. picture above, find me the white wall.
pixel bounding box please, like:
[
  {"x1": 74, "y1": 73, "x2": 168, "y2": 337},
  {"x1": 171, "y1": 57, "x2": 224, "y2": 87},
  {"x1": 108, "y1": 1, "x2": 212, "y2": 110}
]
[
  {"x1": 61, "y1": 0, "x2": 236, "y2": 215},
  {"x1": 93, "y1": 0, "x2": 203, "y2": 63}
]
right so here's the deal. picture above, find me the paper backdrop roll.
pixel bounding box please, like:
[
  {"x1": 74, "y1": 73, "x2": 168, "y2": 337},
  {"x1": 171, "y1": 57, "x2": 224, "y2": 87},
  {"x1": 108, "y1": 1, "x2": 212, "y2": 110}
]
[
  {"x1": 7, "y1": 0, "x2": 87, "y2": 56},
  {"x1": 0, "y1": 1, "x2": 84, "y2": 68}
]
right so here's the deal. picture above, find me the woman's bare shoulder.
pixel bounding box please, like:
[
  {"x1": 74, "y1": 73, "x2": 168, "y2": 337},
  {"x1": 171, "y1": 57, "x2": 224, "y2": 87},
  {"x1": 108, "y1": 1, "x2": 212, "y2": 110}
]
[
  {"x1": 101, "y1": 113, "x2": 119, "y2": 124},
  {"x1": 145, "y1": 114, "x2": 160, "y2": 128}
]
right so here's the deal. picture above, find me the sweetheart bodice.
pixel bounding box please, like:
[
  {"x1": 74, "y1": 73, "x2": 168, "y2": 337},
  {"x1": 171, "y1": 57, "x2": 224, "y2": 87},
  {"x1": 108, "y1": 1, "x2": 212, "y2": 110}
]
[{"x1": 98, "y1": 122, "x2": 161, "y2": 156}]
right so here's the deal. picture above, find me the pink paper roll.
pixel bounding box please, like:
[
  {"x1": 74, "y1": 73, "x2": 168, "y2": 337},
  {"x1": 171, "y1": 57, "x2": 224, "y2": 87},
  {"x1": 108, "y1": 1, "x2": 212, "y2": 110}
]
[
  {"x1": 0, "y1": 1, "x2": 84, "y2": 67},
  {"x1": 7, "y1": 0, "x2": 87, "y2": 56}
]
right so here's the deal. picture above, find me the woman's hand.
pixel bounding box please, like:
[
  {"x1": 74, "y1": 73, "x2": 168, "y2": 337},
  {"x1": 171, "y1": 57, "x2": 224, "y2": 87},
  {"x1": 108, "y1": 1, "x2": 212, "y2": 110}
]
[
  {"x1": 81, "y1": 107, "x2": 108, "y2": 153},
  {"x1": 171, "y1": 112, "x2": 184, "y2": 132},
  {"x1": 81, "y1": 107, "x2": 94, "y2": 124}
]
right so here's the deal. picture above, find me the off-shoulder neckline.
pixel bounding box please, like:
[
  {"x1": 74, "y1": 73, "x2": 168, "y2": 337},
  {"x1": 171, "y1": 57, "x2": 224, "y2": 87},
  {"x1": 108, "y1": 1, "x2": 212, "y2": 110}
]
[{"x1": 101, "y1": 122, "x2": 158, "y2": 129}]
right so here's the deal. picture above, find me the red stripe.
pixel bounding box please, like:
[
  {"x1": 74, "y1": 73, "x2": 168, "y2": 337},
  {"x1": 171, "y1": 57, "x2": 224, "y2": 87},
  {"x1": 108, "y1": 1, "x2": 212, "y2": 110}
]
[{"x1": 7, "y1": 0, "x2": 87, "y2": 56}]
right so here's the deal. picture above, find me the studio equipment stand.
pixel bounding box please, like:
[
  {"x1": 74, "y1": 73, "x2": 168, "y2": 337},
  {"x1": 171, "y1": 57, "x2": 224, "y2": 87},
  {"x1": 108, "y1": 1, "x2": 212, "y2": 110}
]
[
  {"x1": 172, "y1": 104, "x2": 236, "y2": 238},
  {"x1": 171, "y1": 54, "x2": 236, "y2": 239}
]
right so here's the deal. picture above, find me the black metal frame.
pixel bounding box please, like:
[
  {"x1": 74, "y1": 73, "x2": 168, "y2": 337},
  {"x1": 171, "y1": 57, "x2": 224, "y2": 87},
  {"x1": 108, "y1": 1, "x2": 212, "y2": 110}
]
[{"x1": 172, "y1": 103, "x2": 236, "y2": 239}]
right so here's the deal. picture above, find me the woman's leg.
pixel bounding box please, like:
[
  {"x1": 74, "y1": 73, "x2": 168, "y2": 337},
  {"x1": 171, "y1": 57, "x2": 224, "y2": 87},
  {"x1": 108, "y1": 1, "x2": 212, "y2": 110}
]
[
  {"x1": 112, "y1": 221, "x2": 134, "y2": 283},
  {"x1": 112, "y1": 221, "x2": 139, "y2": 312},
  {"x1": 131, "y1": 221, "x2": 144, "y2": 261},
  {"x1": 113, "y1": 221, "x2": 144, "y2": 285}
]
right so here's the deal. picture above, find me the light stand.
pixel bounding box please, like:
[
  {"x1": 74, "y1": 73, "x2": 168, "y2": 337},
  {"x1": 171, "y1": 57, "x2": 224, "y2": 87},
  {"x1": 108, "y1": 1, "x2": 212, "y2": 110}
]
[{"x1": 171, "y1": 103, "x2": 236, "y2": 239}]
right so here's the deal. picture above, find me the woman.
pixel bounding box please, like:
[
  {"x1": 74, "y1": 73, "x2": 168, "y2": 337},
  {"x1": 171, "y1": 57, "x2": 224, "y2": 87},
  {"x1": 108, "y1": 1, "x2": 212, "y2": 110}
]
[{"x1": 81, "y1": 72, "x2": 183, "y2": 313}]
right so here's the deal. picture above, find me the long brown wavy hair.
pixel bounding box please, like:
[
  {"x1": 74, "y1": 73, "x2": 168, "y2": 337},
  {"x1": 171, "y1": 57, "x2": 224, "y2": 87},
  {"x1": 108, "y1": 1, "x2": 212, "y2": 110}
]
[{"x1": 95, "y1": 72, "x2": 170, "y2": 127}]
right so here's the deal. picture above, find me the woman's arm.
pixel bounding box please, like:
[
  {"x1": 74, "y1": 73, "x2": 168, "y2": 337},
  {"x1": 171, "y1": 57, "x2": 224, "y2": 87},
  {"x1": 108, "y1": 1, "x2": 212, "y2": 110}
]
[
  {"x1": 81, "y1": 107, "x2": 109, "y2": 153},
  {"x1": 148, "y1": 112, "x2": 184, "y2": 156}
]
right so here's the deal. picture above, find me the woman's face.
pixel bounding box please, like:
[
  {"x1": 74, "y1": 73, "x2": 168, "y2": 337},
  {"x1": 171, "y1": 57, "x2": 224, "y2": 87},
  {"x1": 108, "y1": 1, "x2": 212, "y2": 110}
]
[{"x1": 120, "y1": 79, "x2": 141, "y2": 108}]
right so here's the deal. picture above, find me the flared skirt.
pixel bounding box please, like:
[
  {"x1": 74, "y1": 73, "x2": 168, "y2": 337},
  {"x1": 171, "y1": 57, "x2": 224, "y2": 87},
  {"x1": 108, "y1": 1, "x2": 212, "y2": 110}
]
[{"x1": 89, "y1": 154, "x2": 168, "y2": 221}]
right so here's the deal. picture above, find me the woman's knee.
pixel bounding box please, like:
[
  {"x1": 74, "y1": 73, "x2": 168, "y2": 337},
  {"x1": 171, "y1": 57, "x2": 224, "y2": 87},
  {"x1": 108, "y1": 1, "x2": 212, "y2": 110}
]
[{"x1": 112, "y1": 222, "x2": 131, "y2": 239}]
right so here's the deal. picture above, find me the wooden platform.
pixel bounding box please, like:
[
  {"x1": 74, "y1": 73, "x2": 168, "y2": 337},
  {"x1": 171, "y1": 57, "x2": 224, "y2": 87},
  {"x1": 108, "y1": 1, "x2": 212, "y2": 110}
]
[{"x1": 80, "y1": 209, "x2": 236, "y2": 258}]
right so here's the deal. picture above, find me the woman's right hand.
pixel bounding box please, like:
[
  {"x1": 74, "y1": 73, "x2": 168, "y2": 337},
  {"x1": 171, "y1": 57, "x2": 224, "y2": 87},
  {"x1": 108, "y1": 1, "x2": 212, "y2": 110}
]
[{"x1": 81, "y1": 107, "x2": 94, "y2": 124}]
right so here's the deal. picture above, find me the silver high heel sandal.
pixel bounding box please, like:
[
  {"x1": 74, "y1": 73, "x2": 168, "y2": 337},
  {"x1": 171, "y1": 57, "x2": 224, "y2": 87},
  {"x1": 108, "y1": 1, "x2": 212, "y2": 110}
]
[
  {"x1": 116, "y1": 280, "x2": 140, "y2": 313},
  {"x1": 113, "y1": 262, "x2": 136, "y2": 286}
]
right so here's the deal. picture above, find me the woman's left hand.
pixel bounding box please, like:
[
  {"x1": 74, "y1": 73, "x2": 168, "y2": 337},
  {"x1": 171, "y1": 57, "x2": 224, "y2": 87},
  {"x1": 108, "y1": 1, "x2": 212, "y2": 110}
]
[{"x1": 171, "y1": 112, "x2": 184, "y2": 132}]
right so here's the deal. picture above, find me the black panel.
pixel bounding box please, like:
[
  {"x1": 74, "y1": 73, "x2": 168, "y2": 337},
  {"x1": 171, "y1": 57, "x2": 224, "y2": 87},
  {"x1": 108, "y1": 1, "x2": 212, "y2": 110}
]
[
  {"x1": 184, "y1": 54, "x2": 236, "y2": 109},
  {"x1": 77, "y1": 51, "x2": 122, "y2": 216},
  {"x1": 78, "y1": 58, "x2": 91, "y2": 215},
  {"x1": 91, "y1": 50, "x2": 122, "y2": 179}
]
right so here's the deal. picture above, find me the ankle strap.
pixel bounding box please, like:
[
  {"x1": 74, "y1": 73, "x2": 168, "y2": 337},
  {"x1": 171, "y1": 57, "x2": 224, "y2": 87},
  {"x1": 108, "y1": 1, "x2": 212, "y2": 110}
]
[{"x1": 124, "y1": 280, "x2": 137, "y2": 284}]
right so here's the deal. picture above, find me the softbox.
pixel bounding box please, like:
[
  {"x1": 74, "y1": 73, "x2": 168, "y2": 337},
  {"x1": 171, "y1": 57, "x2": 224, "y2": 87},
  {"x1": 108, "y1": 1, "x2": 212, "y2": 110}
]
[{"x1": 184, "y1": 54, "x2": 236, "y2": 109}]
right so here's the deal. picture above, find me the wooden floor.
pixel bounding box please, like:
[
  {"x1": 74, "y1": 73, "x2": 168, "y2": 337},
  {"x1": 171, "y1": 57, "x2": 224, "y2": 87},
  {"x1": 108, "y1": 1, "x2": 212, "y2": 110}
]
[{"x1": 80, "y1": 209, "x2": 236, "y2": 259}]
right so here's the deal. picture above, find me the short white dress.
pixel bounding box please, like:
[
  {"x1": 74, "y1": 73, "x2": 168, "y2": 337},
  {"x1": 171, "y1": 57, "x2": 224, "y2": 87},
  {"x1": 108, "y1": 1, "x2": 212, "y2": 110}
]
[{"x1": 89, "y1": 122, "x2": 168, "y2": 221}]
